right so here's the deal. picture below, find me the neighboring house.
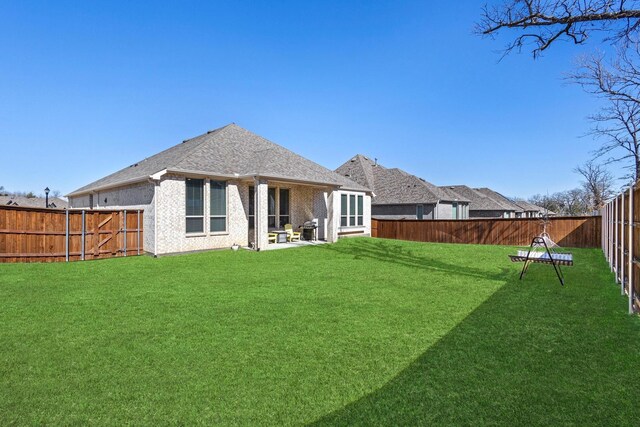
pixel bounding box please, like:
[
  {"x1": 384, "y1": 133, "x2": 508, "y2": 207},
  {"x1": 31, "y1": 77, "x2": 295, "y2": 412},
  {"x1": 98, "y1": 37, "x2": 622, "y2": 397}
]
[
  {"x1": 67, "y1": 124, "x2": 372, "y2": 255},
  {"x1": 444, "y1": 185, "x2": 519, "y2": 218},
  {"x1": 0, "y1": 195, "x2": 68, "y2": 209},
  {"x1": 335, "y1": 154, "x2": 470, "y2": 220},
  {"x1": 473, "y1": 188, "x2": 525, "y2": 218},
  {"x1": 512, "y1": 199, "x2": 548, "y2": 218}
]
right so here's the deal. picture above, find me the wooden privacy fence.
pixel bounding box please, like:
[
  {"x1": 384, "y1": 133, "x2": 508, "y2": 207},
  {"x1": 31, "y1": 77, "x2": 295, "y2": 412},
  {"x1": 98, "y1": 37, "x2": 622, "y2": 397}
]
[
  {"x1": 0, "y1": 206, "x2": 144, "y2": 263},
  {"x1": 601, "y1": 185, "x2": 639, "y2": 314},
  {"x1": 371, "y1": 216, "x2": 601, "y2": 248}
]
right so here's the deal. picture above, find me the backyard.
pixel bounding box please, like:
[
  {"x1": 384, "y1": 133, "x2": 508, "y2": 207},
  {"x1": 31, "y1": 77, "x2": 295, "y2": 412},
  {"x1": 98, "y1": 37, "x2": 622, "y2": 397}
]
[{"x1": 1, "y1": 237, "x2": 639, "y2": 425}]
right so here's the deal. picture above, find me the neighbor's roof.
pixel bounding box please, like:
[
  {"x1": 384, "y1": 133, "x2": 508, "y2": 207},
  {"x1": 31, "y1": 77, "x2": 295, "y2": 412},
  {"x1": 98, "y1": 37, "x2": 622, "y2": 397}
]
[
  {"x1": 68, "y1": 124, "x2": 369, "y2": 196},
  {"x1": 335, "y1": 154, "x2": 469, "y2": 205},
  {"x1": 474, "y1": 188, "x2": 524, "y2": 213},
  {"x1": 513, "y1": 199, "x2": 545, "y2": 212},
  {"x1": 443, "y1": 185, "x2": 517, "y2": 212},
  {"x1": 0, "y1": 196, "x2": 68, "y2": 209}
]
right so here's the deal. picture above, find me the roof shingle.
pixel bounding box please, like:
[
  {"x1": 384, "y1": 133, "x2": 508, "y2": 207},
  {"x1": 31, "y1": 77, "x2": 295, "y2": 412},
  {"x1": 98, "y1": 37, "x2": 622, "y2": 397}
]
[
  {"x1": 69, "y1": 124, "x2": 369, "y2": 196},
  {"x1": 335, "y1": 154, "x2": 468, "y2": 204}
]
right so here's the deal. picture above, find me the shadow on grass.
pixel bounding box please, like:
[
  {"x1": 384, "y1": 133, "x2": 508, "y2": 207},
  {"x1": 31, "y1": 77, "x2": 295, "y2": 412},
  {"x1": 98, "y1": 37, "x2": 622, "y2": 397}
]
[
  {"x1": 312, "y1": 247, "x2": 639, "y2": 426},
  {"x1": 320, "y1": 238, "x2": 514, "y2": 282}
]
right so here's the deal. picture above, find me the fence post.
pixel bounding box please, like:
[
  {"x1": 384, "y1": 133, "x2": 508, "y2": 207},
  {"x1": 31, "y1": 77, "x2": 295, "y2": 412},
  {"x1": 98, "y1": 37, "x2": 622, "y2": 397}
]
[
  {"x1": 137, "y1": 210, "x2": 141, "y2": 255},
  {"x1": 613, "y1": 196, "x2": 620, "y2": 283},
  {"x1": 81, "y1": 210, "x2": 85, "y2": 261},
  {"x1": 621, "y1": 191, "x2": 626, "y2": 294},
  {"x1": 629, "y1": 185, "x2": 634, "y2": 314},
  {"x1": 609, "y1": 202, "x2": 613, "y2": 269},
  {"x1": 123, "y1": 209, "x2": 127, "y2": 257},
  {"x1": 65, "y1": 209, "x2": 69, "y2": 262}
]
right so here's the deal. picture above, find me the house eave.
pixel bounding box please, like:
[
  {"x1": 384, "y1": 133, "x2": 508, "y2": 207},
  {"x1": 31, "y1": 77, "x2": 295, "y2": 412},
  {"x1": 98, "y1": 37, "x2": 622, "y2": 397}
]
[{"x1": 66, "y1": 175, "x2": 153, "y2": 198}]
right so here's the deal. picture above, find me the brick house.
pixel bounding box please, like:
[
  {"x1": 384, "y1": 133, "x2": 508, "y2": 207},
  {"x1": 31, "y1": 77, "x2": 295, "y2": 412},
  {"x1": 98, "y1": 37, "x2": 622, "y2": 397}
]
[
  {"x1": 67, "y1": 124, "x2": 371, "y2": 255},
  {"x1": 335, "y1": 154, "x2": 470, "y2": 220}
]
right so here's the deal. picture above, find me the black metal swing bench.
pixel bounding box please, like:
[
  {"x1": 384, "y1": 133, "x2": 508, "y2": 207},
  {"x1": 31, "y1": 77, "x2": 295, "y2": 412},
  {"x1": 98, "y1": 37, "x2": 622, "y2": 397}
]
[{"x1": 508, "y1": 235, "x2": 573, "y2": 286}]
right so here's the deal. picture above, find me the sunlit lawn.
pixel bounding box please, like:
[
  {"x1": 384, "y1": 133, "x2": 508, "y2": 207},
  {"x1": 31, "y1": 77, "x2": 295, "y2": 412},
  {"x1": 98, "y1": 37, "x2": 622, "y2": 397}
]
[{"x1": 1, "y1": 238, "x2": 638, "y2": 425}]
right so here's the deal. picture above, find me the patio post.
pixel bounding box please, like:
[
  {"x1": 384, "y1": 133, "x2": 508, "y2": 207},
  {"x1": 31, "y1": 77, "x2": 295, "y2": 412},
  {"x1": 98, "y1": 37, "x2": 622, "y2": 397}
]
[
  {"x1": 254, "y1": 178, "x2": 269, "y2": 250},
  {"x1": 326, "y1": 189, "x2": 339, "y2": 243}
]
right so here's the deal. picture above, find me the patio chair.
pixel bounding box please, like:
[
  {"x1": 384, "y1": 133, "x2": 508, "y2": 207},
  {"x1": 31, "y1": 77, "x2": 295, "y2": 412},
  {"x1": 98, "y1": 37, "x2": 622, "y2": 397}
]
[
  {"x1": 268, "y1": 232, "x2": 278, "y2": 244},
  {"x1": 284, "y1": 224, "x2": 301, "y2": 242}
]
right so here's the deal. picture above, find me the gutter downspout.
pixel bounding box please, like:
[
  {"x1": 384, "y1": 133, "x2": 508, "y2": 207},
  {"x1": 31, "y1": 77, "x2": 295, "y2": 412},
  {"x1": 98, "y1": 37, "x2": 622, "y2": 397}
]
[{"x1": 435, "y1": 200, "x2": 439, "y2": 220}]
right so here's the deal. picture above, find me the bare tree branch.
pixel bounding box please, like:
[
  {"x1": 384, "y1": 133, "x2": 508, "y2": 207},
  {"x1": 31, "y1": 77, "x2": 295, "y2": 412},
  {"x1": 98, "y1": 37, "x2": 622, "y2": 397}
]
[
  {"x1": 478, "y1": 0, "x2": 640, "y2": 57},
  {"x1": 575, "y1": 160, "x2": 615, "y2": 209}
]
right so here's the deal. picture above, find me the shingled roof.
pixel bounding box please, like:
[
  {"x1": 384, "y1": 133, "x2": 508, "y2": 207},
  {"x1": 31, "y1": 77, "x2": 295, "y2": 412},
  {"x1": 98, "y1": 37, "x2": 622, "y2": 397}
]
[
  {"x1": 513, "y1": 199, "x2": 545, "y2": 213},
  {"x1": 443, "y1": 185, "x2": 517, "y2": 212},
  {"x1": 474, "y1": 188, "x2": 524, "y2": 213},
  {"x1": 0, "y1": 196, "x2": 68, "y2": 209},
  {"x1": 69, "y1": 124, "x2": 368, "y2": 196},
  {"x1": 335, "y1": 154, "x2": 468, "y2": 205}
]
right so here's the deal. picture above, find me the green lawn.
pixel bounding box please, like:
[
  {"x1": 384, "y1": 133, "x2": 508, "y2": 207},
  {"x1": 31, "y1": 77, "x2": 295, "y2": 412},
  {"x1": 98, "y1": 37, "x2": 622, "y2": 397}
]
[{"x1": 1, "y1": 238, "x2": 638, "y2": 425}]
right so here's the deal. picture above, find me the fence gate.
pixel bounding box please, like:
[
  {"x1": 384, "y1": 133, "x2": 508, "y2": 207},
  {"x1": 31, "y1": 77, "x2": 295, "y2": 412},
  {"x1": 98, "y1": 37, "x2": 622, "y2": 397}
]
[{"x1": 0, "y1": 206, "x2": 143, "y2": 263}]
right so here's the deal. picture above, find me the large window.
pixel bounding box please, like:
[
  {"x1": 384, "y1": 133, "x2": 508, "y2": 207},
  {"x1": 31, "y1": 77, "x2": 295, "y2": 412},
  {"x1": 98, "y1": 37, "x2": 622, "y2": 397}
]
[
  {"x1": 341, "y1": 194, "x2": 348, "y2": 226},
  {"x1": 279, "y1": 188, "x2": 290, "y2": 227},
  {"x1": 452, "y1": 202, "x2": 458, "y2": 219},
  {"x1": 248, "y1": 186, "x2": 255, "y2": 229},
  {"x1": 210, "y1": 180, "x2": 227, "y2": 233},
  {"x1": 186, "y1": 178, "x2": 204, "y2": 233},
  {"x1": 349, "y1": 195, "x2": 356, "y2": 226},
  {"x1": 268, "y1": 188, "x2": 276, "y2": 228},
  {"x1": 341, "y1": 193, "x2": 364, "y2": 227}
]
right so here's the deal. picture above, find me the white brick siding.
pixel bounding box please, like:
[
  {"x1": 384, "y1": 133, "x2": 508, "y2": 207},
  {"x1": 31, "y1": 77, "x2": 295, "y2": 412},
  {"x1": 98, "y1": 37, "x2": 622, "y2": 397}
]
[
  {"x1": 70, "y1": 174, "x2": 371, "y2": 254},
  {"x1": 156, "y1": 175, "x2": 248, "y2": 254}
]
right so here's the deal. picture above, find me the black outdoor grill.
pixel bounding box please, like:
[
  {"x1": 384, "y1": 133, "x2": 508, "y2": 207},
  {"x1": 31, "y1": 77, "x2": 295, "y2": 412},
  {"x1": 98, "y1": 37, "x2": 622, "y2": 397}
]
[{"x1": 300, "y1": 220, "x2": 318, "y2": 241}]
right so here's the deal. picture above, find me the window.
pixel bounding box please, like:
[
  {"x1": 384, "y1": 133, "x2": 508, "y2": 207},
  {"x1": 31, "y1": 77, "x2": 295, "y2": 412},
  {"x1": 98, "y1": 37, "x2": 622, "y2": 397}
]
[
  {"x1": 210, "y1": 180, "x2": 227, "y2": 233},
  {"x1": 268, "y1": 188, "x2": 276, "y2": 228},
  {"x1": 416, "y1": 204, "x2": 424, "y2": 220},
  {"x1": 248, "y1": 186, "x2": 255, "y2": 229},
  {"x1": 452, "y1": 202, "x2": 458, "y2": 219},
  {"x1": 279, "y1": 188, "x2": 290, "y2": 227},
  {"x1": 341, "y1": 194, "x2": 348, "y2": 226},
  {"x1": 340, "y1": 193, "x2": 364, "y2": 227},
  {"x1": 186, "y1": 178, "x2": 204, "y2": 233},
  {"x1": 349, "y1": 195, "x2": 356, "y2": 226}
]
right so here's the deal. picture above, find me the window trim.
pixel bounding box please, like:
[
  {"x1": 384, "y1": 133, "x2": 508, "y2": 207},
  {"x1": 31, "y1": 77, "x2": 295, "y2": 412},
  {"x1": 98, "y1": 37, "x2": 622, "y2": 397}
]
[
  {"x1": 340, "y1": 192, "x2": 365, "y2": 229},
  {"x1": 278, "y1": 188, "x2": 290, "y2": 228},
  {"x1": 209, "y1": 180, "x2": 229, "y2": 235},
  {"x1": 185, "y1": 178, "x2": 205, "y2": 234}
]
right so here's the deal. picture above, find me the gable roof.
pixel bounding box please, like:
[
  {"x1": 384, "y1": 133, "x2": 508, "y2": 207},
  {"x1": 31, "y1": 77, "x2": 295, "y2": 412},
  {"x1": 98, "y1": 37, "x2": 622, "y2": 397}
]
[
  {"x1": 68, "y1": 124, "x2": 368, "y2": 196},
  {"x1": 0, "y1": 196, "x2": 68, "y2": 209},
  {"x1": 335, "y1": 154, "x2": 468, "y2": 205},
  {"x1": 443, "y1": 185, "x2": 516, "y2": 212},
  {"x1": 513, "y1": 199, "x2": 544, "y2": 212},
  {"x1": 474, "y1": 188, "x2": 524, "y2": 213}
]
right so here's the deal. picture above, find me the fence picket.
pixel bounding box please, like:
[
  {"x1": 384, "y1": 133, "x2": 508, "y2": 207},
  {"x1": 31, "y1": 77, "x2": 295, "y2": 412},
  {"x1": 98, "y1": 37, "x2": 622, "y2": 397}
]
[{"x1": 0, "y1": 205, "x2": 144, "y2": 263}]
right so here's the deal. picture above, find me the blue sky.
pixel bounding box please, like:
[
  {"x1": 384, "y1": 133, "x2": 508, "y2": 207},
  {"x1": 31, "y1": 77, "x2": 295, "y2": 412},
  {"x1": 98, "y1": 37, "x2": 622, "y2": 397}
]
[{"x1": 0, "y1": 1, "x2": 621, "y2": 198}]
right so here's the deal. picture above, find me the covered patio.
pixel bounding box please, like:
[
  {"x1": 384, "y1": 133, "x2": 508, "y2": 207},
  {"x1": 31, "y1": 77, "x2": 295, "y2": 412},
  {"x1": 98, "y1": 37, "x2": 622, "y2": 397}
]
[{"x1": 247, "y1": 178, "x2": 340, "y2": 251}]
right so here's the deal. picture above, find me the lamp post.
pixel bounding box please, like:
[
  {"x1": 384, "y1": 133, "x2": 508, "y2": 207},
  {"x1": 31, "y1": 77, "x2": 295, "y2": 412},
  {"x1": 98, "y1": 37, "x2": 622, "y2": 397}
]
[{"x1": 44, "y1": 187, "x2": 50, "y2": 208}]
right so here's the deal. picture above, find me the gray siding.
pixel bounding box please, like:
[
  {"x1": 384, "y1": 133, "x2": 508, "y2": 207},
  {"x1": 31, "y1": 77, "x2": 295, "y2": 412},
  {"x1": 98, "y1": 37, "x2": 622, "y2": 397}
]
[{"x1": 372, "y1": 203, "x2": 435, "y2": 220}]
